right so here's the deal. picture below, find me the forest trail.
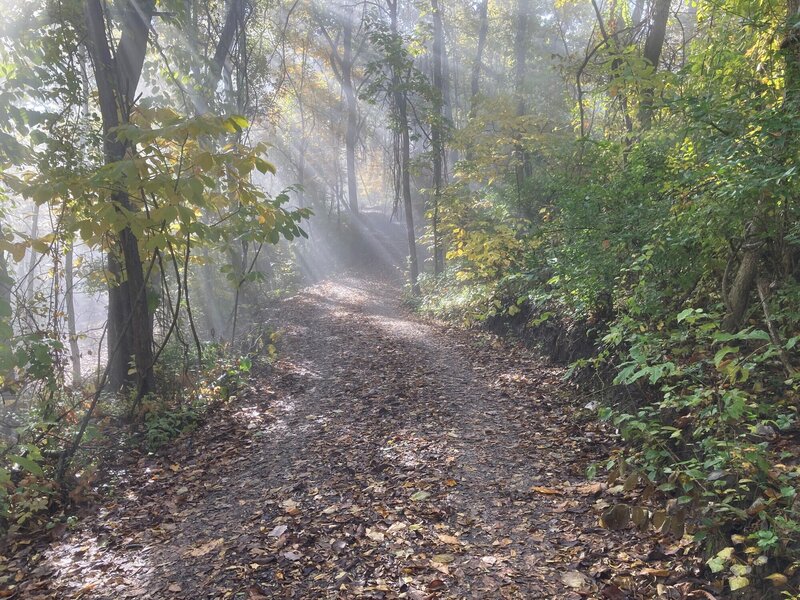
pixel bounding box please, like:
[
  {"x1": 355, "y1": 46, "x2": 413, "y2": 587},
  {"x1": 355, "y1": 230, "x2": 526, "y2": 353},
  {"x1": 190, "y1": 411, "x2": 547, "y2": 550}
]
[{"x1": 16, "y1": 275, "x2": 696, "y2": 599}]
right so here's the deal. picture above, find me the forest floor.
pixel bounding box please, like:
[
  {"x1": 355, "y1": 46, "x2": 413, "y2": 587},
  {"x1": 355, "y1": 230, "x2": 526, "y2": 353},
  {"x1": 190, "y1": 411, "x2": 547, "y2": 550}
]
[{"x1": 5, "y1": 275, "x2": 714, "y2": 599}]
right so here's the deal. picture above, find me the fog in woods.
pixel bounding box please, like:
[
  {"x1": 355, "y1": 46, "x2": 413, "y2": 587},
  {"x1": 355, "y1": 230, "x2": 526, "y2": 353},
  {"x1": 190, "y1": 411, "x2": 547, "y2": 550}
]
[{"x1": 2, "y1": 0, "x2": 800, "y2": 597}]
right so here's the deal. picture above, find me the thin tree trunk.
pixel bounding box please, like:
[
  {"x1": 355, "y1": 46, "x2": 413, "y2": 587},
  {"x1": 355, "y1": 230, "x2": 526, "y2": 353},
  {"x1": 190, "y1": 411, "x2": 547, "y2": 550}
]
[
  {"x1": 389, "y1": 0, "x2": 419, "y2": 293},
  {"x1": 207, "y1": 0, "x2": 244, "y2": 99},
  {"x1": 467, "y1": 0, "x2": 489, "y2": 162},
  {"x1": 513, "y1": 0, "x2": 531, "y2": 184},
  {"x1": 343, "y1": 18, "x2": 360, "y2": 214},
  {"x1": 639, "y1": 0, "x2": 672, "y2": 129},
  {"x1": 24, "y1": 203, "x2": 40, "y2": 302},
  {"x1": 65, "y1": 244, "x2": 81, "y2": 386},
  {"x1": 0, "y1": 249, "x2": 10, "y2": 312},
  {"x1": 470, "y1": 0, "x2": 489, "y2": 106},
  {"x1": 431, "y1": 0, "x2": 445, "y2": 274},
  {"x1": 441, "y1": 14, "x2": 456, "y2": 169},
  {"x1": 756, "y1": 277, "x2": 796, "y2": 376}
]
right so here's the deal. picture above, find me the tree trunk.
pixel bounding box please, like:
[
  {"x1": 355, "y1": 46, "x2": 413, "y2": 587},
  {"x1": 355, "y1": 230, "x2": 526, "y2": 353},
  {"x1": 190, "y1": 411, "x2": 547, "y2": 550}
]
[
  {"x1": 65, "y1": 243, "x2": 81, "y2": 386},
  {"x1": 389, "y1": 0, "x2": 420, "y2": 293},
  {"x1": 0, "y1": 248, "x2": 11, "y2": 314},
  {"x1": 467, "y1": 0, "x2": 489, "y2": 162},
  {"x1": 343, "y1": 18, "x2": 360, "y2": 215},
  {"x1": 431, "y1": 0, "x2": 446, "y2": 274},
  {"x1": 470, "y1": 0, "x2": 489, "y2": 106},
  {"x1": 722, "y1": 243, "x2": 761, "y2": 333},
  {"x1": 207, "y1": 0, "x2": 244, "y2": 101},
  {"x1": 85, "y1": 0, "x2": 156, "y2": 397},
  {"x1": 513, "y1": 0, "x2": 531, "y2": 183},
  {"x1": 721, "y1": 0, "x2": 800, "y2": 333},
  {"x1": 24, "y1": 203, "x2": 40, "y2": 302},
  {"x1": 639, "y1": 0, "x2": 672, "y2": 129},
  {"x1": 784, "y1": 0, "x2": 800, "y2": 106},
  {"x1": 441, "y1": 13, "x2": 456, "y2": 169}
]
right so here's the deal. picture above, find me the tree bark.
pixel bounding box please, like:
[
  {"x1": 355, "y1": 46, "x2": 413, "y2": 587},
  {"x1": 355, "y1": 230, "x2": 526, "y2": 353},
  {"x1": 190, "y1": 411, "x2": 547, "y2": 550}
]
[
  {"x1": 722, "y1": 243, "x2": 761, "y2": 333},
  {"x1": 389, "y1": 0, "x2": 419, "y2": 294},
  {"x1": 85, "y1": 0, "x2": 155, "y2": 397},
  {"x1": 721, "y1": 0, "x2": 800, "y2": 333},
  {"x1": 0, "y1": 248, "x2": 10, "y2": 314},
  {"x1": 207, "y1": 0, "x2": 245, "y2": 100},
  {"x1": 24, "y1": 203, "x2": 39, "y2": 302},
  {"x1": 513, "y1": 0, "x2": 531, "y2": 183},
  {"x1": 466, "y1": 0, "x2": 489, "y2": 163},
  {"x1": 431, "y1": 0, "x2": 445, "y2": 274},
  {"x1": 65, "y1": 243, "x2": 81, "y2": 386},
  {"x1": 639, "y1": 0, "x2": 672, "y2": 129},
  {"x1": 343, "y1": 17, "x2": 360, "y2": 214},
  {"x1": 470, "y1": 0, "x2": 489, "y2": 106}
]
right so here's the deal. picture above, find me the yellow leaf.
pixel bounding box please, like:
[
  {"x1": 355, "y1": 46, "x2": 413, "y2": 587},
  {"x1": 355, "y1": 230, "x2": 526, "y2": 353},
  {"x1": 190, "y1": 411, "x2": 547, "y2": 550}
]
[
  {"x1": 531, "y1": 486, "x2": 561, "y2": 495},
  {"x1": 436, "y1": 533, "x2": 460, "y2": 545},
  {"x1": 765, "y1": 573, "x2": 788, "y2": 587},
  {"x1": 729, "y1": 575, "x2": 749, "y2": 591},
  {"x1": 187, "y1": 538, "x2": 224, "y2": 558}
]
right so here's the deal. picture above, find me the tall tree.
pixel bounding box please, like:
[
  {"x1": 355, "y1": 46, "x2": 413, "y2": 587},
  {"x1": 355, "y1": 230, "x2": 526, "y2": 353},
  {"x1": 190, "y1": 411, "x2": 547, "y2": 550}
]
[
  {"x1": 320, "y1": 8, "x2": 361, "y2": 214},
  {"x1": 388, "y1": 0, "x2": 420, "y2": 293},
  {"x1": 466, "y1": 0, "x2": 489, "y2": 162},
  {"x1": 84, "y1": 0, "x2": 156, "y2": 396},
  {"x1": 723, "y1": 0, "x2": 800, "y2": 332},
  {"x1": 430, "y1": 0, "x2": 446, "y2": 274},
  {"x1": 470, "y1": 0, "x2": 489, "y2": 108},
  {"x1": 638, "y1": 0, "x2": 672, "y2": 129},
  {"x1": 513, "y1": 0, "x2": 531, "y2": 183}
]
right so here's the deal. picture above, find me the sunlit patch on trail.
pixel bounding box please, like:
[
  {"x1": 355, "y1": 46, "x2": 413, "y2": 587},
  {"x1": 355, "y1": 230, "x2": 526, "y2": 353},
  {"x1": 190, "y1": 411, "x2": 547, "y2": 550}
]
[
  {"x1": 369, "y1": 313, "x2": 430, "y2": 343},
  {"x1": 235, "y1": 404, "x2": 269, "y2": 430}
]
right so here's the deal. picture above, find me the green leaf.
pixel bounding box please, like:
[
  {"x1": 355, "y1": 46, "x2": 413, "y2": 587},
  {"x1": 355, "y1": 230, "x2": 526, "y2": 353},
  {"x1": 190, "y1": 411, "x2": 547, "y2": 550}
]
[
  {"x1": 8, "y1": 454, "x2": 44, "y2": 477},
  {"x1": 714, "y1": 346, "x2": 739, "y2": 368},
  {"x1": 255, "y1": 157, "x2": 276, "y2": 174},
  {"x1": 728, "y1": 575, "x2": 749, "y2": 591}
]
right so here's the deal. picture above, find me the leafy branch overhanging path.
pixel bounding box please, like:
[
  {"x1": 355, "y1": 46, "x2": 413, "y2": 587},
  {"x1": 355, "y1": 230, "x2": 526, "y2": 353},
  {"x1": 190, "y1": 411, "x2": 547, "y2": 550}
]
[{"x1": 15, "y1": 276, "x2": 703, "y2": 599}]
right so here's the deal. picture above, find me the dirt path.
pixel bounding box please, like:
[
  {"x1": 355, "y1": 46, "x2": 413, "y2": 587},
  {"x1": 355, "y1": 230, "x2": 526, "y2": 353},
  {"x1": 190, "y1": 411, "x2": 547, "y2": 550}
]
[{"x1": 9, "y1": 276, "x2": 704, "y2": 599}]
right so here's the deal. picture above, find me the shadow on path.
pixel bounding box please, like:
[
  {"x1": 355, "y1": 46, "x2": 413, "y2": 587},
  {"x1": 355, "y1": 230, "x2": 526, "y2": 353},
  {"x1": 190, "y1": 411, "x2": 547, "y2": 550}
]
[{"x1": 15, "y1": 275, "x2": 691, "y2": 599}]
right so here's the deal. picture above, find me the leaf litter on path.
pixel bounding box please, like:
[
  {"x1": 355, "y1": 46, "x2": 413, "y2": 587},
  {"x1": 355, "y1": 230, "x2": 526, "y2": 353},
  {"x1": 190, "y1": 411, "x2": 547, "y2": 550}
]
[{"x1": 3, "y1": 276, "x2": 714, "y2": 599}]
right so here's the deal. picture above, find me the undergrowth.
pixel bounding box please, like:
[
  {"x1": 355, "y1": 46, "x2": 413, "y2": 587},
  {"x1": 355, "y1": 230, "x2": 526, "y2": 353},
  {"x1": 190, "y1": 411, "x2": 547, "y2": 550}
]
[{"x1": 0, "y1": 330, "x2": 279, "y2": 538}]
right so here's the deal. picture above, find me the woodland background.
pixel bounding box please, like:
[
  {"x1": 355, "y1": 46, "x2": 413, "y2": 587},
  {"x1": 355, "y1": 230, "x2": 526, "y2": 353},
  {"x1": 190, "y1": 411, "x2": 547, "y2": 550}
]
[{"x1": 0, "y1": 0, "x2": 799, "y2": 593}]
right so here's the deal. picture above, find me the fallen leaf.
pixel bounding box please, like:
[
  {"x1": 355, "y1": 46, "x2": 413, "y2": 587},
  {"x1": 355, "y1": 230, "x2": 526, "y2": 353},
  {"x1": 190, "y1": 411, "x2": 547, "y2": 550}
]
[
  {"x1": 410, "y1": 491, "x2": 431, "y2": 501},
  {"x1": 640, "y1": 568, "x2": 671, "y2": 577},
  {"x1": 432, "y1": 553, "x2": 456, "y2": 565},
  {"x1": 437, "y1": 533, "x2": 460, "y2": 545},
  {"x1": 576, "y1": 482, "x2": 604, "y2": 495},
  {"x1": 531, "y1": 485, "x2": 561, "y2": 495},
  {"x1": 601, "y1": 504, "x2": 631, "y2": 530},
  {"x1": 562, "y1": 570, "x2": 589, "y2": 589},
  {"x1": 247, "y1": 584, "x2": 270, "y2": 599},
  {"x1": 365, "y1": 528, "x2": 385, "y2": 542},
  {"x1": 729, "y1": 575, "x2": 749, "y2": 591},
  {"x1": 765, "y1": 573, "x2": 788, "y2": 587},
  {"x1": 387, "y1": 522, "x2": 407, "y2": 534},
  {"x1": 268, "y1": 524, "x2": 288, "y2": 537},
  {"x1": 187, "y1": 538, "x2": 224, "y2": 558}
]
